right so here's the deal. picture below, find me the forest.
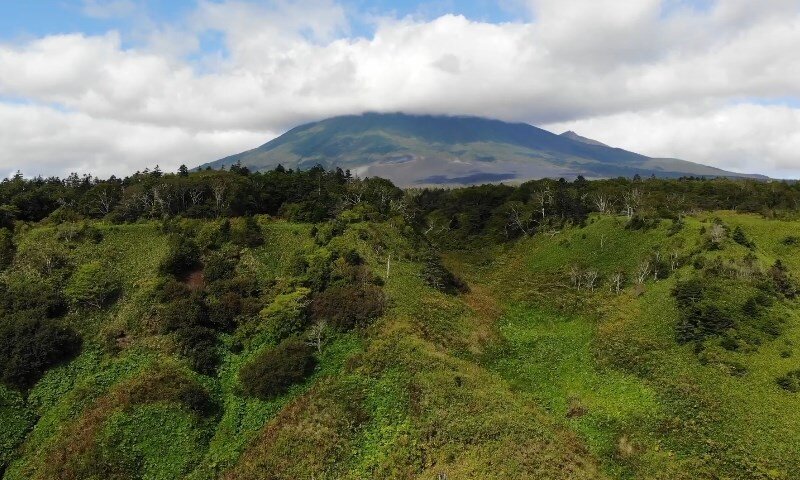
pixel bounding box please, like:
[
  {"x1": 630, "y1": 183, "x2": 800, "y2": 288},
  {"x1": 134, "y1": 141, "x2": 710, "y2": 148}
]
[{"x1": 2, "y1": 164, "x2": 800, "y2": 479}]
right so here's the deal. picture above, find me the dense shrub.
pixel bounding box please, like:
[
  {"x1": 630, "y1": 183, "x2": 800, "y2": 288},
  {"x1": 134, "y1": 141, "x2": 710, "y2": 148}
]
[
  {"x1": 625, "y1": 215, "x2": 660, "y2": 231},
  {"x1": 769, "y1": 260, "x2": 797, "y2": 298},
  {"x1": 209, "y1": 273, "x2": 261, "y2": 298},
  {"x1": 667, "y1": 217, "x2": 685, "y2": 236},
  {"x1": 156, "y1": 278, "x2": 192, "y2": 302},
  {"x1": 672, "y1": 278, "x2": 734, "y2": 343},
  {"x1": 328, "y1": 257, "x2": 382, "y2": 288},
  {"x1": 159, "y1": 235, "x2": 201, "y2": 276},
  {"x1": 777, "y1": 369, "x2": 800, "y2": 393},
  {"x1": 731, "y1": 225, "x2": 755, "y2": 249},
  {"x1": 174, "y1": 326, "x2": 218, "y2": 375},
  {"x1": 207, "y1": 291, "x2": 242, "y2": 330},
  {"x1": 0, "y1": 271, "x2": 67, "y2": 318},
  {"x1": 648, "y1": 252, "x2": 672, "y2": 281},
  {"x1": 239, "y1": 338, "x2": 317, "y2": 399},
  {"x1": 742, "y1": 292, "x2": 773, "y2": 317},
  {"x1": 14, "y1": 237, "x2": 71, "y2": 277},
  {"x1": 158, "y1": 295, "x2": 208, "y2": 333},
  {"x1": 204, "y1": 250, "x2": 237, "y2": 282},
  {"x1": 310, "y1": 284, "x2": 385, "y2": 330},
  {"x1": 218, "y1": 218, "x2": 232, "y2": 243},
  {"x1": 155, "y1": 273, "x2": 226, "y2": 373},
  {"x1": 64, "y1": 261, "x2": 121, "y2": 309},
  {"x1": 0, "y1": 314, "x2": 82, "y2": 389},
  {"x1": 0, "y1": 227, "x2": 14, "y2": 269},
  {"x1": 781, "y1": 235, "x2": 799, "y2": 246},
  {"x1": 342, "y1": 248, "x2": 363, "y2": 265},
  {"x1": 301, "y1": 249, "x2": 333, "y2": 292},
  {"x1": 312, "y1": 220, "x2": 345, "y2": 245},
  {"x1": 259, "y1": 288, "x2": 311, "y2": 341},
  {"x1": 232, "y1": 216, "x2": 264, "y2": 248}
]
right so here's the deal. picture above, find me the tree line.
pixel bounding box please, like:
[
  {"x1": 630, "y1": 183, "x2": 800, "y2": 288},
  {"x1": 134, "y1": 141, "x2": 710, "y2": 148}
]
[
  {"x1": 0, "y1": 163, "x2": 403, "y2": 227},
  {"x1": 412, "y1": 175, "x2": 800, "y2": 245},
  {"x1": 3, "y1": 166, "x2": 800, "y2": 235}
]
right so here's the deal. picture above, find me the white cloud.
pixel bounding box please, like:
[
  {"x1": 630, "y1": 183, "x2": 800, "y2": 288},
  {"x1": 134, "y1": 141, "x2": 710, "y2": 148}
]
[
  {"x1": 0, "y1": 0, "x2": 799, "y2": 177},
  {"x1": 544, "y1": 103, "x2": 800, "y2": 177},
  {"x1": 0, "y1": 103, "x2": 267, "y2": 178}
]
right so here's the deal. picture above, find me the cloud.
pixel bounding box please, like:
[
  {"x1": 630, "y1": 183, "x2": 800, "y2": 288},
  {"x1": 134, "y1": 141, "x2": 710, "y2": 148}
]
[
  {"x1": 543, "y1": 103, "x2": 800, "y2": 178},
  {"x1": 0, "y1": 0, "x2": 799, "y2": 177},
  {"x1": 0, "y1": 102, "x2": 268, "y2": 179}
]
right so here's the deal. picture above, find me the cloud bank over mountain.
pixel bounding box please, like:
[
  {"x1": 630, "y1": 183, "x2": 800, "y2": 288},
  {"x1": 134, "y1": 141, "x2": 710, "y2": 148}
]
[{"x1": 0, "y1": 0, "x2": 798, "y2": 178}]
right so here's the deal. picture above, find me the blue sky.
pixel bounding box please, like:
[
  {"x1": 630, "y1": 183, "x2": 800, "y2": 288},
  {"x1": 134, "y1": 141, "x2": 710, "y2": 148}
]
[
  {"x1": 0, "y1": 0, "x2": 798, "y2": 178},
  {"x1": 0, "y1": 1, "x2": 519, "y2": 43},
  {"x1": 0, "y1": 0, "x2": 714, "y2": 46}
]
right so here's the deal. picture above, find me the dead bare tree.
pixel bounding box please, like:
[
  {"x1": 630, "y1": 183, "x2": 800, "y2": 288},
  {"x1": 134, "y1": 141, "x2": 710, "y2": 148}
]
[
  {"x1": 424, "y1": 219, "x2": 437, "y2": 235},
  {"x1": 188, "y1": 187, "x2": 204, "y2": 206},
  {"x1": 709, "y1": 223, "x2": 726, "y2": 247},
  {"x1": 153, "y1": 183, "x2": 175, "y2": 216},
  {"x1": 211, "y1": 181, "x2": 228, "y2": 216},
  {"x1": 583, "y1": 269, "x2": 599, "y2": 292},
  {"x1": 652, "y1": 252, "x2": 662, "y2": 281},
  {"x1": 568, "y1": 265, "x2": 583, "y2": 289},
  {"x1": 635, "y1": 260, "x2": 650, "y2": 284},
  {"x1": 623, "y1": 189, "x2": 642, "y2": 218},
  {"x1": 609, "y1": 271, "x2": 624, "y2": 294},
  {"x1": 507, "y1": 204, "x2": 534, "y2": 236},
  {"x1": 135, "y1": 191, "x2": 155, "y2": 217},
  {"x1": 670, "y1": 251, "x2": 680, "y2": 271},
  {"x1": 342, "y1": 182, "x2": 365, "y2": 206},
  {"x1": 593, "y1": 193, "x2": 612, "y2": 214},
  {"x1": 306, "y1": 321, "x2": 328, "y2": 353},
  {"x1": 94, "y1": 189, "x2": 115, "y2": 216},
  {"x1": 534, "y1": 186, "x2": 552, "y2": 219}
]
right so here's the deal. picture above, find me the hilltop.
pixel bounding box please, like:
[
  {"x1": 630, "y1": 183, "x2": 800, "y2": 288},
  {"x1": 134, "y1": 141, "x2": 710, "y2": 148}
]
[{"x1": 199, "y1": 113, "x2": 765, "y2": 185}]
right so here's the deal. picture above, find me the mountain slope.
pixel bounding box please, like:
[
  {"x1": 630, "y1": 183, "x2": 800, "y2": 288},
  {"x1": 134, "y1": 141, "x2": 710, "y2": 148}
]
[
  {"x1": 199, "y1": 113, "x2": 765, "y2": 185},
  {"x1": 559, "y1": 130, "x2": 611, "y2": 148}
]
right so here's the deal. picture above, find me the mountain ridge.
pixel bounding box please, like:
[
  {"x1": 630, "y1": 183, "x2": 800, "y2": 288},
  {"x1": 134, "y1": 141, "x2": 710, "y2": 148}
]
[
  {"x1": 560, "y1": 130, "x2": 611, "y2": 148},
  {"x1": 199, "y1": 112, "x2": 767, "y2": 185}
]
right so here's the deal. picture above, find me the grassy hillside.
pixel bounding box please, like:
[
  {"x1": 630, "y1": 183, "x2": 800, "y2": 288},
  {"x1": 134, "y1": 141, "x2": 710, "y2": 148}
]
[
  {"x1": 450, "y1": 213, "x2": 800, "y2": 478},
  {"x1": 1, "y1": 215, "x2": 604, "y2": 479},
  {"x1": 2, "y1": 173, "x2": 800, "y2": 479}
]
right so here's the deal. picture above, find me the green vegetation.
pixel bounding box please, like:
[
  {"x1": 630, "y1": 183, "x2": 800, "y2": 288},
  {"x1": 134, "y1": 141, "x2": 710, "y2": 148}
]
[
  {"x1": 239, "y1": 338, "x2": 317, "y2": 400},
  {"x1": 64, "y1": 261, "x2": 121, "y2": 309},
  {"x1": 3, "y1": 167, "x2": 800, "y2": 479}
]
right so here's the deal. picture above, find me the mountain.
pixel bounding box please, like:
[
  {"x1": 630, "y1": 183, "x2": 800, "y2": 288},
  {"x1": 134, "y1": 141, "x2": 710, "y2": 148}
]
[
  {"x1": 559, "y1": 130, "x2": 611, "y2": 147},
  {"x1": 199, "y1": 112, "x2": 766, "y2": 185}
]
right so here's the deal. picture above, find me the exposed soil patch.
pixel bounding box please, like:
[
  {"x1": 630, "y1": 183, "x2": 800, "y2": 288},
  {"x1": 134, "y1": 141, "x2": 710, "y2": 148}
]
[{"x1": 184, "y1": 269, "x2": 205, "y2": 290}]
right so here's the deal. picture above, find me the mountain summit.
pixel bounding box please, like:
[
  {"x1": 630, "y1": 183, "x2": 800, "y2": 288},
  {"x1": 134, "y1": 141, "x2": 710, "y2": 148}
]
[
  {"x1": 559, "y1": 130, "x2": 611, "y2": 148},
  {"x1": 199, "y1": 113, "x2": 764, "y2": 185}
]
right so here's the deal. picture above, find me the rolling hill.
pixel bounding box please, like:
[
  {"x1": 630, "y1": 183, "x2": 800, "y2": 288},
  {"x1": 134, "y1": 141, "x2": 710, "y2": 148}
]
[
  {"x1": 4, "y1": 170, "x2": 800, "y2": 479},
  {"x1": 199, "y1": 112, "x2": 765, "y2": 185}
]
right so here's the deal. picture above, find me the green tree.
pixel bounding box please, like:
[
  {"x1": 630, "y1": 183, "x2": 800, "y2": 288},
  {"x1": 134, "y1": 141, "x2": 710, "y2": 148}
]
[
  {"x1": 259, "y1": 288, "x2": 311, "y2": 341},
  {"x1": 232, "y1": 216, "x2": 264, "y2": 248},
  {"x1": 0, "y1": 314, "x2": 81, "y2": 389},
  {"x1": 160, "y1": 235, "x2": 201, "y2": 277},
  {"x1": 239, "y1": 338, "x2": 316, "y2": 399}
]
